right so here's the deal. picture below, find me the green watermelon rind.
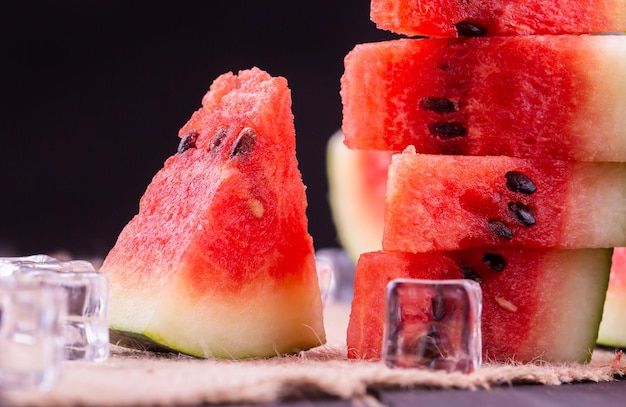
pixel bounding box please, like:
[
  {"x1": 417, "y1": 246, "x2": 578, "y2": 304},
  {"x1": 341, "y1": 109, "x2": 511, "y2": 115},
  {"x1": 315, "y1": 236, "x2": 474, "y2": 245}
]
[
  {"x1": 597, "y1": 291, "x2": 626, "y2": 349},
  {"x1": 109, "y1": 329, "x2": 180, "y2": 355},
  {"x1": 597, "y1": 247, "x2": 626, "y2": 349},
  {"x1": 569, "y1": 249, "x2": 612, "y2": 363},
  {"x1": 109, "y1": 328, "x2": 316, "y2": 359}
]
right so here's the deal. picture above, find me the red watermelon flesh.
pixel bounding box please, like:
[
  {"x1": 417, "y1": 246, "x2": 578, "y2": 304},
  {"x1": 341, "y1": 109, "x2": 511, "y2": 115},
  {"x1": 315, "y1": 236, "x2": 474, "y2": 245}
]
[
  {"x1": 347, "y1": 249, "x2": 611, "y2": 363},
  {"x1": 383, "y1": 147, "x2": 626, "y2": 253},
  {"x1": 597, "y1": 247, "x2": 626, "y2": 348},
  {"x1": 341, "y1": 35, "x2": 626, "y2": 161},
  {"x1": 100, "y1": 68, "x2": 326, "y2": 358},
  {"x1": 370, "y1": 0, "x2": 626, "y2": 37}
]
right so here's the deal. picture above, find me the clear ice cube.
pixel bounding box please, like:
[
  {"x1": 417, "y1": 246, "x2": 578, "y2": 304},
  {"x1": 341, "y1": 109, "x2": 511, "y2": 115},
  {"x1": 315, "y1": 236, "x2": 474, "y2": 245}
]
[
  {"x1": 0, "y1": 254, "x2": 95, "y2": 274},
  {"x1": 0, "y1": 282, "x2": 68, "y2": 391},
  {"x1": 315, "y1": 248, "x2": 355, "y2": 303},
  {"x1": 383, "y1": 278, "x2": 482, "y2": 373},
  {"x1": 314, "y1": 254, "x2": 337, "y2": 307},
  {"x1": 1, "y1": 255, "x2": 110, "y2": 362}
]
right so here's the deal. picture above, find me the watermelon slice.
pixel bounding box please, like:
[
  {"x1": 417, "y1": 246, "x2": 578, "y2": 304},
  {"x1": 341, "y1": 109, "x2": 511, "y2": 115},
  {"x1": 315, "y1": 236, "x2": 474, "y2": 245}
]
[
  {"x1": 326, "y1": 130, "x2": 392, "y2": 262},
  {"x1": 597, "y1": 247, "x2": 626, "y2": 349},
  {"x1": 347, "y1": 249, "x2": 611, "y2": 363},
  {"x1": 382, "y1": 147, "x2": 626, "y2": 253},
  {"x1": 100, "y1": 68, "x2": 326, "y2": 358},
  {"x1": 340, "y1": 35, "x2": 626, "y2": 161},
  {"x1": 370, "y1": 0, "x2": 626, "y2": 37}
]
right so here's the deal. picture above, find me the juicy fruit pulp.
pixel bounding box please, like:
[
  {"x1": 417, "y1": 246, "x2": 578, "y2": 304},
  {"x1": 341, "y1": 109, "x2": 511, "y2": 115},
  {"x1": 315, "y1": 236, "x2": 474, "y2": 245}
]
[
  {"x1": 348, "y1": 249, "x2": 611, "y2": 363},
  {"x1": 383, "y1": 148, "x2": 626, "y2": 252},
  {"x1": 597, "y1": 247, "x2": 626, "y2": 348},
  {"x1": 341, "y1": 35, "x2": 626, "y2": 161},
  {"x1": 100, "y1": 68, "x2": 326, "y2": 358},
  {"x1": 370, "y1": 0, "x2": 626, "y2": 37}
]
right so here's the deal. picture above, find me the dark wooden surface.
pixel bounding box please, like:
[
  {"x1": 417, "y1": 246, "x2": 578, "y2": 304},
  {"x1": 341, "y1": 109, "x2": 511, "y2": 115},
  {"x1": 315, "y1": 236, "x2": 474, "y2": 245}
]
[
  {"x1": 377, "y1": 378, "x2": 626, "y2": 407},
  {"x1": 214, "y1": 376, "x2": 626, "y2": 407}
]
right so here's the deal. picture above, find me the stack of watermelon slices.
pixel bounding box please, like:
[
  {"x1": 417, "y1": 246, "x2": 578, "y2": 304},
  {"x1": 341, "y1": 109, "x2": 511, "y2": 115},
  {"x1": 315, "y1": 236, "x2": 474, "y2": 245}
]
[{"x1": 340, "y1": 1, "x2": 626, "y2": 363}]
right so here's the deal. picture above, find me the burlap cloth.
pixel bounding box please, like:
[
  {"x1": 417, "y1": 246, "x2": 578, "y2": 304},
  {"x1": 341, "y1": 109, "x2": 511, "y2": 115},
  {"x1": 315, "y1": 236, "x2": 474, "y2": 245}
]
[{"x1": 2, "y1": 303, "x2": 624, "y2": 406}]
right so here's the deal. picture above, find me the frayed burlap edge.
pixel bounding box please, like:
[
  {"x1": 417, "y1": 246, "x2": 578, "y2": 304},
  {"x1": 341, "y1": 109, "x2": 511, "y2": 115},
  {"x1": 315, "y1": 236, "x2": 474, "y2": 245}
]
[{"x1": 1, "y1": 345, "x2": 623, "y2": 407}]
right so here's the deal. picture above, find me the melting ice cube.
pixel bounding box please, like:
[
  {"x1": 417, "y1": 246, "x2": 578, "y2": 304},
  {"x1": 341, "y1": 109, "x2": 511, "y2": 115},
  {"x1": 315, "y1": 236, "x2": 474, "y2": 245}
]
[
  {"x1": 314, "y1": 255, "x2": 337, "y2": 307},
  {"x1": 383, "y1": 278, "x2": 482, "y2": 373},
  {"x1": 0, "y1": 255, "x2": 109, "y2": 362},
  {"x1": 315, "y1": 248, "x2": 356, "y2": 304},
  {"x1": 0, "y1": 282, "x2": 67, "y2": 391}
]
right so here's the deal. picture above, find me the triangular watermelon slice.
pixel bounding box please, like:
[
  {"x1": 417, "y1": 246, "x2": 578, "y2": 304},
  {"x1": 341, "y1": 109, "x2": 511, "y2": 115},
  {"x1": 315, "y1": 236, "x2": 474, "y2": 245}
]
[{"x1": 100, "y1": 67, "x2": 326, "y2": 358}]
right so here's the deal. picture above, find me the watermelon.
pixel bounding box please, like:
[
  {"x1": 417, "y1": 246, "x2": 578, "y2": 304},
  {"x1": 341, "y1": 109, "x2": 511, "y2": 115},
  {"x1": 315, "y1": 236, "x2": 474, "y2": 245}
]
[
  {"x1": 347, "y1": 249, "x2": 611, "y2": 363},
  {"x1": 100, "y1": 68, "x2": 326, "y2": 358},
  {"x1": 340, "y1": 35, "x2": 626, "y2": 161},
  {"x1": 597, "y1": 247, "x2": 626, "y2": 349},
  {"x1": 326, "y1": 130, "x2": 392, "y2": 262},
  {"x1": 382, "y1": 147, "x2": 626, "y2": 253},
  {"x1": 370, "y1": 0, "x2": 626, "y2": 37}
]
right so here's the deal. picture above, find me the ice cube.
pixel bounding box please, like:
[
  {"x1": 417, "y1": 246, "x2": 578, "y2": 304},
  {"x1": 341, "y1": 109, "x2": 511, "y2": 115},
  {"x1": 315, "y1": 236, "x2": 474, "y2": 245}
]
[
  {"x1": 0, "y1": 254, "x2": 95, "y2": 275},
  {"x1": 0, "y1": 282, "x2": 67, "y2": 391},
  {"x1": 314, "y1": 255, "x2": 337, "y2": 307},
  {"x1": 315, "y1": 248, "x2": 355, "y2": 303},
  {"x1": 383, "y1": 278, "x2": 482, "y2": 373},
  {"x1": 1, "y1": 255, "x2": 109, "y2": 362}
]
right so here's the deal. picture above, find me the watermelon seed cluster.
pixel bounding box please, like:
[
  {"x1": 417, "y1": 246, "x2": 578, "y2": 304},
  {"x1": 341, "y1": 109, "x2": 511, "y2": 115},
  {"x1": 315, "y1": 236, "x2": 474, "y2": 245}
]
[
  {"x1": 178, "y1": 126, "x2": 257, "y2": 159},
  {"x1": 342, "y1": 0, "x2": 626, "y2": 364},
  {"x1": 458, "y1": 252, "x2": 508, "y2": 286}
]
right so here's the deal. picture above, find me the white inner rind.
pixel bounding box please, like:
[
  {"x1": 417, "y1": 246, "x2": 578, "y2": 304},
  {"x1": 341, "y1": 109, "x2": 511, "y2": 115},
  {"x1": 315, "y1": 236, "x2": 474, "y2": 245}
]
[
  {"x1": 597, "y1": 288, "x2": 626, "y2": 348},
  {"x1": 524, "y1": 248, "x2": 611, "y2": 363},
  {"x1": 564, "y1": 162, "x2": 626, "y2": 247},
  {"x1": 573, "y1": 35, "x2": 626, "y2": 162},
  {"x1": 108, "y1": 266, "x2": 326, "y2": 358}
]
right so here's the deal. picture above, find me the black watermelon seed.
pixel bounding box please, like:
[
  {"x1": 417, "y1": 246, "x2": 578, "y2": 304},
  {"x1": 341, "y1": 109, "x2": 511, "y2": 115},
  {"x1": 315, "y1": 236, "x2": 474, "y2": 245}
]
[
  {"x1": 230, "y1": 127, "x2": 257, "y2": 158},
  {"x1": 419, "y1": 97, "x2": 457, "y2": 113},
  {"x1": 482, "y1": 253, "x2": 507, "y2": 272},
  {"x1": 454, "y1": 21, "x2": 487, "y2": 37},
  {"x1": 428, "y1": 122, "x2": 467, "y2": 139},
  {"x1": 488, "y1": 219, "x2": 514, "y2": 240},
  {"x1": 209, "y1": 128, "x2": 229, "y2": 151},
  {"x1": 505, "y1": 171, "x2": 537, "y2": 194},
  {"x1": 431, "y1": 289, "x2": 446, "y2": 321},
  {"x1": 177, "y1": 131, "x2": 199, "y2": 154},
  {"x1": 461, "y1": 266, "x2": 483, "y2": 284},
  {"x1": 508, "y1": 202, "x2": 536, "y2": 226}
]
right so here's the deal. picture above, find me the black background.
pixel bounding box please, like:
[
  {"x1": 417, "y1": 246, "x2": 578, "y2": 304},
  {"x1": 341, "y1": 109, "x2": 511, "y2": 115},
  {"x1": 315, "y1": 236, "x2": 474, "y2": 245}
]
[{"x1": 2, "y1": 1, "x2": 396, "y2": 258}]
